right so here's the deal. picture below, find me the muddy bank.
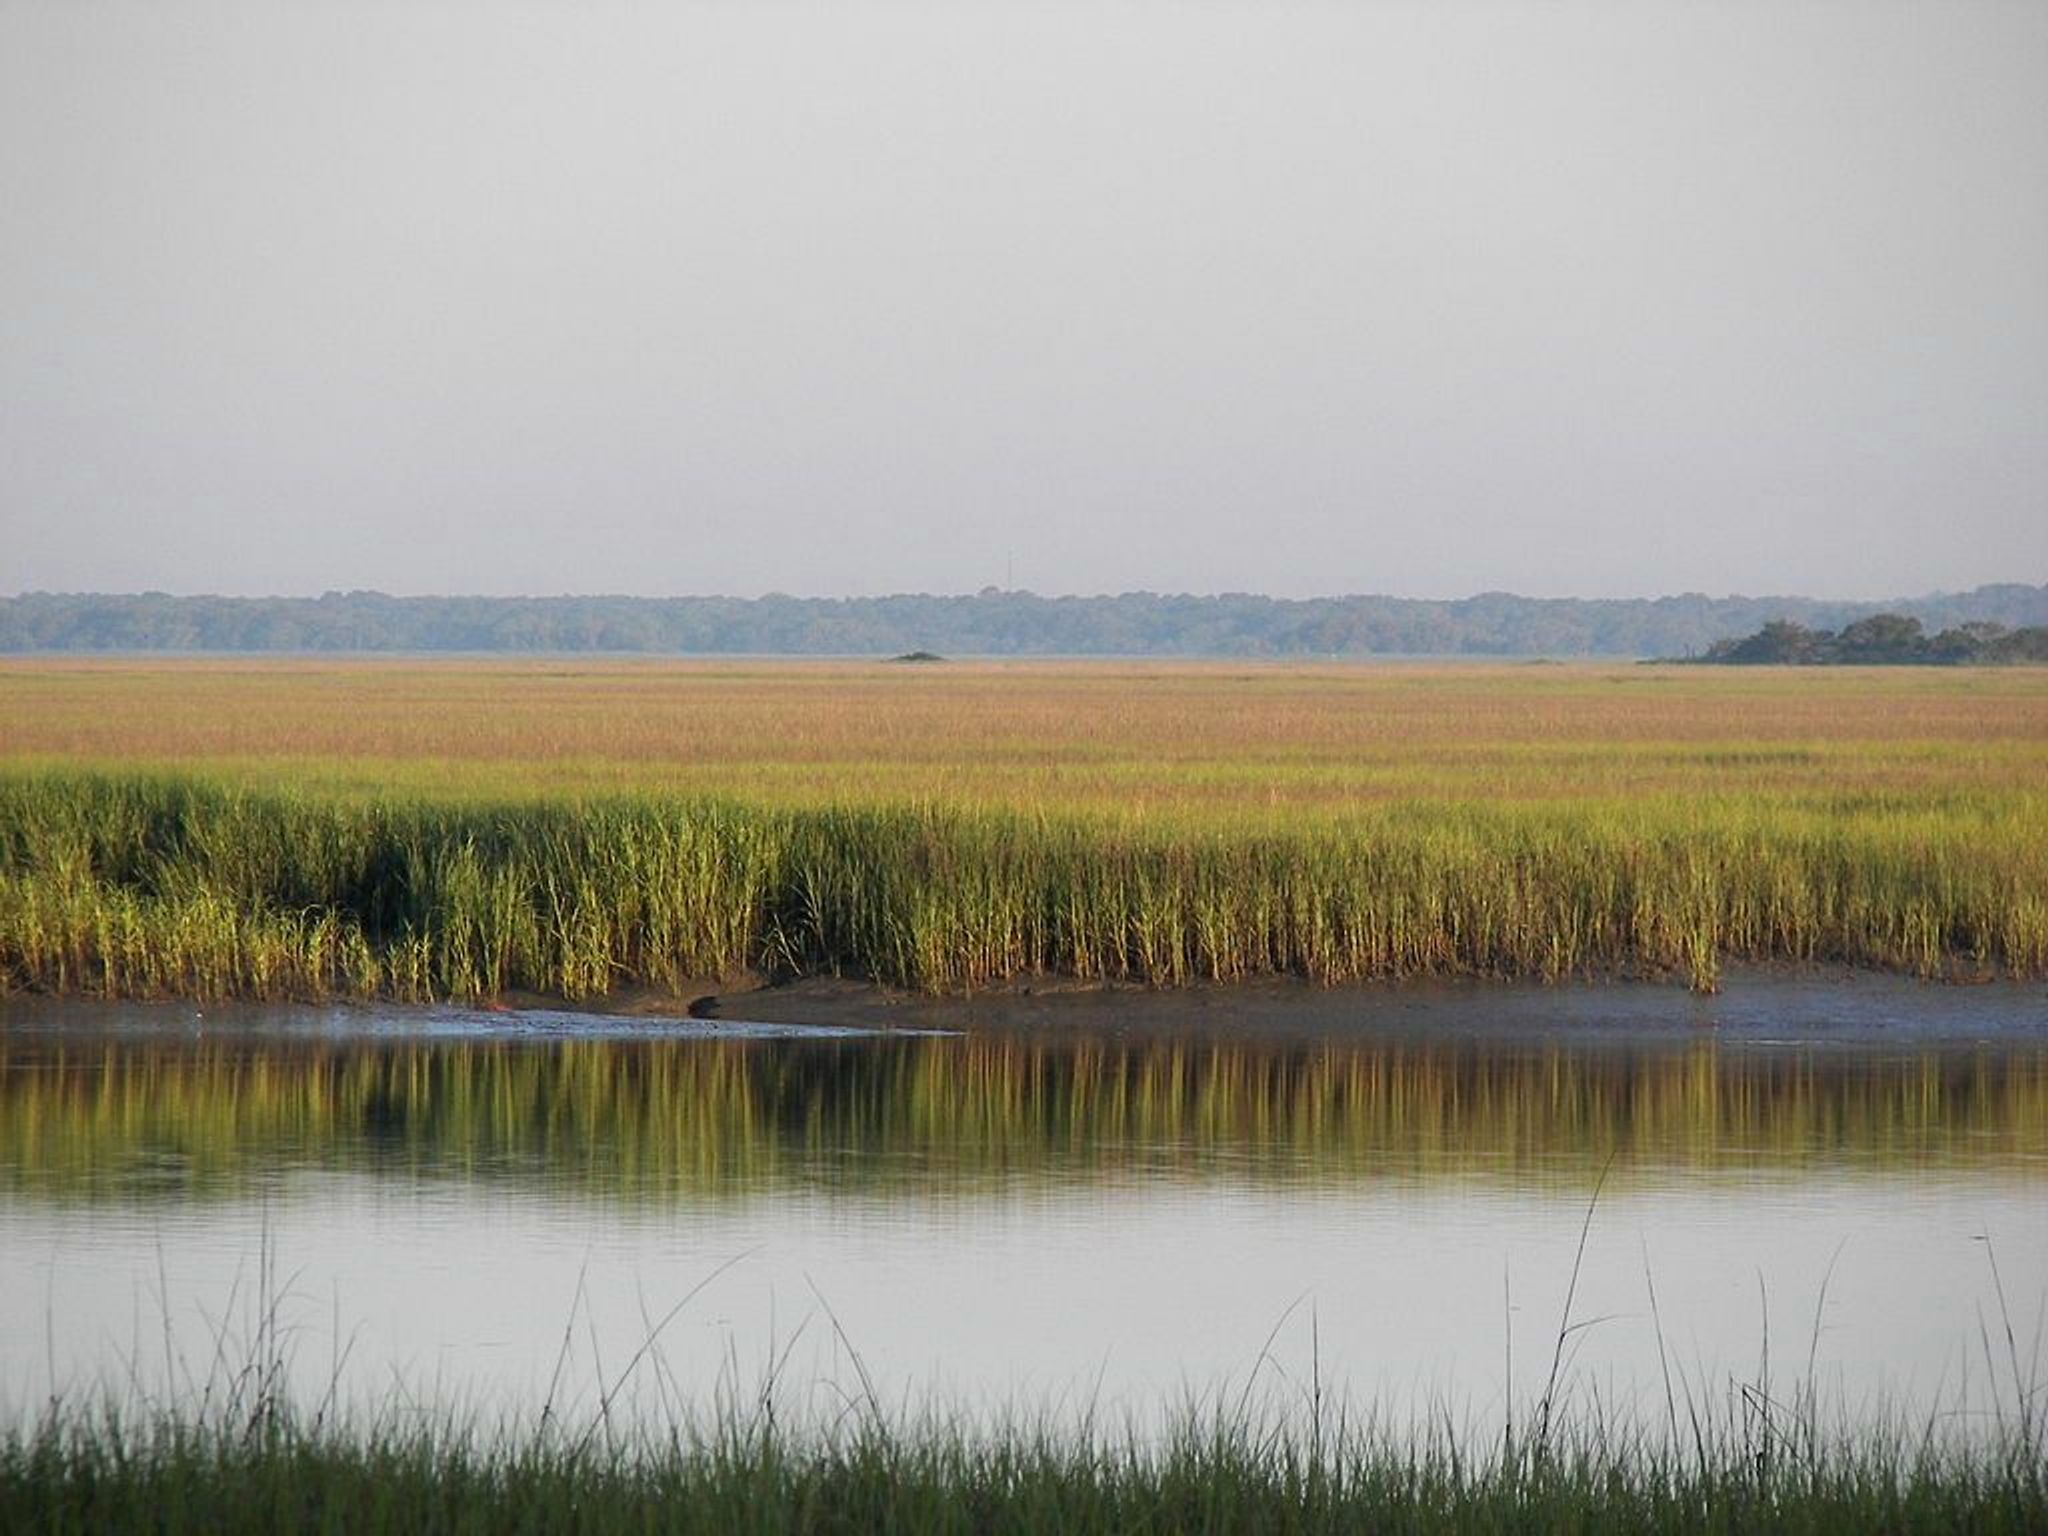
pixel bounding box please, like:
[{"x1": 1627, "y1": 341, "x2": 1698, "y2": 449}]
[
  {"x1": 4, "y1": 967, "x2": 2043, "y2": 1047},
  {"x1": 690, "y1": 967, "x2": 2048, "y2": 1045}
]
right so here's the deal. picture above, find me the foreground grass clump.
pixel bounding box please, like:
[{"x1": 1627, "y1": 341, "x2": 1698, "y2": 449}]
[
  {"x1": 3, "y1": 1404, "x2": 2042, "y2": 1536},
  {"x1": 2, "y1": 767, "x2": 2046, "y2": 1000}
]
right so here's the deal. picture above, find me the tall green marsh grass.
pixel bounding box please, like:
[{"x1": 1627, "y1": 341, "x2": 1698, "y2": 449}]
[{"x1": 2, "y1": 769, "x2": 2045, "y2": 1001}]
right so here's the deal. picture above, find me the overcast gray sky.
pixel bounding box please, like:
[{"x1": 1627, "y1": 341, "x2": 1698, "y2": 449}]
[{"x1": 2, "y1": 0, "x2": 2043, "y2": 601}]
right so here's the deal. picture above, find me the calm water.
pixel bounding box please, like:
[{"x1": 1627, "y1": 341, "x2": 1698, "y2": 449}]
[{"x1": 2, "y1": 982, "x2": 2044, "y2": 1439}]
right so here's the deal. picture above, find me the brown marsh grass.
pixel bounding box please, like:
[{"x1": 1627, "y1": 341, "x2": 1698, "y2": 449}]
[{"x1": 3, "y1": 657, "x2": 2043, "y2": 809}]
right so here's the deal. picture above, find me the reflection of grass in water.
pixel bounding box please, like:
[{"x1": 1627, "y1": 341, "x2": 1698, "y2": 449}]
[
  {"x1": 4, "y1": 1035, "x2": 2044, "y2": 1202},
  {"x1": 3, "y1": 769, "x2": 2048, "y2": 1000}
]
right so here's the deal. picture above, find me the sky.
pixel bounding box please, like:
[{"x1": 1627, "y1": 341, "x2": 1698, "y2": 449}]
[{"x1": 2, "y1": 0, "x2": 2044, "y2": 602}]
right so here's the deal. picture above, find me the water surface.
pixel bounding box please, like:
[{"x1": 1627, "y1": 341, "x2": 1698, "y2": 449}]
[{"x1": 2, "y1": 982, "x2": 2043, "y2": 1438}]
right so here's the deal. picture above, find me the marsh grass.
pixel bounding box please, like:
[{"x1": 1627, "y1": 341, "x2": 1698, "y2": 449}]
[
  {"x1": 4, "y1": 663, "x2": 2045, "y2": 1001},
  {"x1": 7, "y1": 1280, "x2": 2044, "y2": 1536},
  {"x1": 6, "y1": 1403, "x2": 2043, "y2": 1536},
  {"x1": 1, "y1": 767, "x2": 2045, "y2": 1001}
]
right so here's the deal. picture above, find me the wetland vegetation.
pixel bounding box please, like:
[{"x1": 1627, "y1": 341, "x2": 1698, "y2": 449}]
[
  {"x1": 5, "y1": 659, "x2": 2045, "y2": 1531},
  {"x1": 6, "y1": 1400, "x2": 2042, "y2": 1536},
  {"x1": 2, "y1": 661, "x2": 2045, "y2": 1001}
]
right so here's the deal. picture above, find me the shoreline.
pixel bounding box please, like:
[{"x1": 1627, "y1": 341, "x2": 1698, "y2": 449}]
[
  {"x1": 694, "y1": 965, "x2": 2048, "y2": 1043},
  {"x1": 8, "y1": 965, "x2": 2046, "y2": 1046}
]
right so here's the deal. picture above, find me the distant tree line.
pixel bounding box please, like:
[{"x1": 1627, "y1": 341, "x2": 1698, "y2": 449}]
[
  {"x1": 2, "y1": 585, "x2": 2045, "y2": 658},
  {"x1": 1692, "y1": 614, "x2": 2048, "y2": 665}
]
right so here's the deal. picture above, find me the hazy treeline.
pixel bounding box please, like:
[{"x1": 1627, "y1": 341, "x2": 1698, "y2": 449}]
[
  {"x1": 4, "y1": 584, "x2": 2046, "y2": 656},
  {"x1": 1696, "y1": 614, "x2": 2048, "y2": 665}
]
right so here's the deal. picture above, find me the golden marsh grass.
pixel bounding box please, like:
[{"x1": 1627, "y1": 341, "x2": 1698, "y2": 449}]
[{"x1": 4, "y1": 657, "x2": 2044, "y2": 808}]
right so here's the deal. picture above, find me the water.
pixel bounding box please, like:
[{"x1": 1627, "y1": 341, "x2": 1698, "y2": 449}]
[{"x1": 2, "y1": 982, "x2": 2043, "y2": 1440}]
